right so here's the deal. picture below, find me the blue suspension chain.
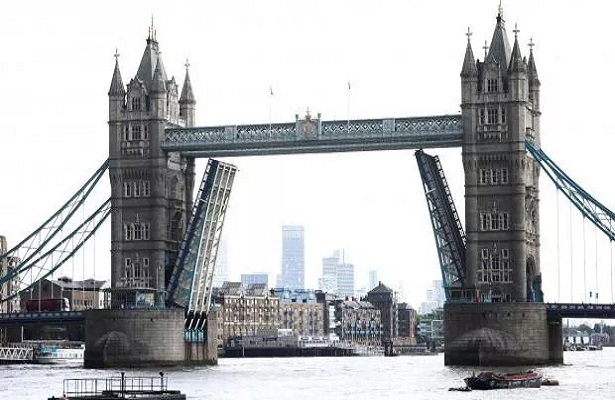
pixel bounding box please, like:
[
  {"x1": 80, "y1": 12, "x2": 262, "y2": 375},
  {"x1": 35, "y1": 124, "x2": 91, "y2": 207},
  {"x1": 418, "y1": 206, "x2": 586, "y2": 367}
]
[
  {"x1": 557, "y1": 190, "x2": 561, "y2": 302},
  {"x1": 583, "y1": 217, "x2": 587, "y2": 302},
  {"x1": 570, "y1": 201, "x2": 574, "y2": 302}
]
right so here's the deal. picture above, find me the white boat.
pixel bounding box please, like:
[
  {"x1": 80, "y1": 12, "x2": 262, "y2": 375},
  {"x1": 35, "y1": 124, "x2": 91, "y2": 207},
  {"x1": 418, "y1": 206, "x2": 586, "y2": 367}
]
[{"x1": 35, "y1": 344, "x2": 84, "y2": 364}]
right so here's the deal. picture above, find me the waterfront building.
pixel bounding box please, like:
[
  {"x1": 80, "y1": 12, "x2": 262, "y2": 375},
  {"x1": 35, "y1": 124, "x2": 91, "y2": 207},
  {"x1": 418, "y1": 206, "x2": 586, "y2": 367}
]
[
  {"x1": 19, "y1": 277, "x2": 108, "y2": 311},
  {"x1": 280, "y1": 226, "x2": 305, "y2": 290},
  {"x1": 416, "y1": 308, "x2": 444, "y2": 345},
  {"x1": 213, "y1": 281, "x2": 280, "y2": 347},
  {"x1": 272, "y1": 288, "x2": 325, "y2": 337},
  {"x1": 366, "y1": 282, "x2": 398, "y2": 342},
  {"x1": 0, "y1": 235, "x2": 20, "y2": 313},
  {"x1": 396, "y1": 302, "x2": 418, "y2": 346},
  {"x1": 241, "y1": 273, "x2": 269, "y2": 287},
  {"x1": 333, "y1": 299, "x2": 382, "y2": 345}
]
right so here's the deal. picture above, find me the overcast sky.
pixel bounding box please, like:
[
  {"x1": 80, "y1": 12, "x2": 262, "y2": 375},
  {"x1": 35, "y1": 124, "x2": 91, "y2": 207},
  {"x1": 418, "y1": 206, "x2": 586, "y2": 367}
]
[{"x1": 1, "y1": 1, "x2": 615, "y2": 309}]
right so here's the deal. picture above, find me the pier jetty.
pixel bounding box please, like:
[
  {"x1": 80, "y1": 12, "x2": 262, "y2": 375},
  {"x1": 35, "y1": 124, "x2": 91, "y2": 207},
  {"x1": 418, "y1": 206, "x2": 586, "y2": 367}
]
[{"x1": 48, "y1": 372, "x2": 186, "y2": 400}]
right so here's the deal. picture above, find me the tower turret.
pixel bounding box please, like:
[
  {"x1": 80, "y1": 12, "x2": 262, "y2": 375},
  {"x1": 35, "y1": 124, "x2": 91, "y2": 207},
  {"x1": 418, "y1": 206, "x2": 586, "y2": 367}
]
[
  {"x1": 179, "y1": 60, "x2": 196, "y2": 128},
  {"x1": 108, "y1": 52, "x2": 125, "y2": 122},
  {"x1": 460, "y1": 29, "x2": 479, "y2": 104},
  {"x1": 150, "y1": 58, "x2": 167, "y2": 119},
  {"x1": 527, "y1": 41, "x2": 541, "y2": 117}
]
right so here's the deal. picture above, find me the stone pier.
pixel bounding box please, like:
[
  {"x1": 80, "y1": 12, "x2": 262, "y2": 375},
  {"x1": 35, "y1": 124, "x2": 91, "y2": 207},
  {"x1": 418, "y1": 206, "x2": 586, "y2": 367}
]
[{"x1": 444, "y1": 302, "x2": 563, "y2": 366}]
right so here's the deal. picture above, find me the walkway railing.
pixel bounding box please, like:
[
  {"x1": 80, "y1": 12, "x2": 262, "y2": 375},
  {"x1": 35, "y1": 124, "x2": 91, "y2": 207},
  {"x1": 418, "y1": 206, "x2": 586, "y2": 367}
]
[
  {"x1": 62, "y1": 373, "x2": 173, "y2": 398},
  {"x1": 0, "y1": 346, "x2": 33, "y2": 361}
]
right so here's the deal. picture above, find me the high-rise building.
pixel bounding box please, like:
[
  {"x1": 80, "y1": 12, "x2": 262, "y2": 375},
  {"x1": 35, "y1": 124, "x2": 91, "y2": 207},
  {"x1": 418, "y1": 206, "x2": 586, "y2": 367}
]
[
  {"x1": 318, "y1": 250, "x2": 354, "y2": 298},
  {"x1": 368, "y1": 270, "x2": 378, "y2": 291},
  {"x1": 319, "y1": 252, "x2": 340, "y2": 293},
  {"x1": 241, "y1": 273, "x2": 269, "y2": 287},
  {"x1": 336, "y1": 263, "x2": 355, "y2": 299},
  {"x1": 280, "y1": 226, "x2": 304, "y2": 290},
  {"x1": 212, "y1": 239, "x2": 229, "y2": 287}
]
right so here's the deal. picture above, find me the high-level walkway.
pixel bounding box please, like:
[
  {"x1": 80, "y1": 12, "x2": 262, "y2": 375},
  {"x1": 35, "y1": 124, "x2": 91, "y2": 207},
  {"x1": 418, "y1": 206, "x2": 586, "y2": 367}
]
[{"x1": 163, "y1": 114, "x2": 462, "y2": 156}]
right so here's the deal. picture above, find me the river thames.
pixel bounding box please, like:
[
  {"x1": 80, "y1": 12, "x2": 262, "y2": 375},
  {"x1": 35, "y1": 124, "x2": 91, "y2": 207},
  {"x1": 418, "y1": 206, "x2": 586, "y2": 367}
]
[{"x1": 1, "y1": 349, "x2": 614, "y2": 399}]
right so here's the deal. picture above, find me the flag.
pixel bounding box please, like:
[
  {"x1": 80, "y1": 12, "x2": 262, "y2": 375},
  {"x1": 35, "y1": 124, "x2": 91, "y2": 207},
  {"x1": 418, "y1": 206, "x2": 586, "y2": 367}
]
[
  {"x1": 270, "y1": 86, "x2": 273, "y2": 96},
  {"x1": 348, "y1": 81, "x2": 351, "y2": 90}
]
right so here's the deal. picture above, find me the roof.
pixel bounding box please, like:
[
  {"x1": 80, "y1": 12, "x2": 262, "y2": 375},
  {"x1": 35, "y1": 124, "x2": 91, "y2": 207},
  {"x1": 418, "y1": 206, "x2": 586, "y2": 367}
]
[
  {"x1": 460, "y1": 40, "x2": 478, "y2": 78},
  {"x1": 486, "y1": 13, "x2": 511, "y2": 69},
  {"x1": 508, "y1": 35, "x2": 526, "y2": 73},
  {"x1": 527, "y1": 48, "x2": 540, "y2": 86},
  {"x1": 136, "y1": 37, "x2": 168, "y2": 92},
  {"x1": 51, "y1": 277, "x2": 107, "y2": 291},
  {"x1": 368, "y1": 281, "x2": 393, "y2": 294},
  {"x1": 179, "y1": 68, "x2": 196, "y2": 104},
  {"x1": 108, "y1": 59, "x2": 125, "y2": 96}
]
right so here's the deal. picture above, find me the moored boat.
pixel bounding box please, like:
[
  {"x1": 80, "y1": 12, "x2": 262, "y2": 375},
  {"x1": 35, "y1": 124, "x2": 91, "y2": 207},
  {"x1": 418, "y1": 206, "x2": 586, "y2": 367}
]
[
  {"x1": 464, "y1": 370, "x2": 542, "y2": 390},
  {"x1": 35, "y1": 343, "x2": 84, "y2": 365}
]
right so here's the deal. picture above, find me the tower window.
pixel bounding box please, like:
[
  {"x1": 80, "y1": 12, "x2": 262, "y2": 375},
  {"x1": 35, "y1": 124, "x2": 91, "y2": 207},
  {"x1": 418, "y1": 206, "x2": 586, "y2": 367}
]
[
  {"x1": 479, "y1": 212, "x2": 510, "y2": 231},
  {"x1": 131, "y1": 97, "x2": 142, "y2": 111},
  {"x1": 501, "y1": 107, "x2": 506, "y2": 123},
  {"x1": 487, "y1": 108, "x2": 498, "y2": 124},
  {"x1": 487, "y1": 79, "x2": 498, "y2": 93}
]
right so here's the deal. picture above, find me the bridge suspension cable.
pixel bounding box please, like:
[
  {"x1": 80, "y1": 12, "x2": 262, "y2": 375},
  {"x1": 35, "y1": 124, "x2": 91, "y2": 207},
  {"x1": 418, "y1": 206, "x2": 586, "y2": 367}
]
[
  {"x1": 0, "y1": 160, "x2": 109, "y2": 303},
  {"x1": 527, "y1": 140, "x2": 615, "y2": 302},
  {"x1": 0, "y1": 199, "x2": 111, "y2": 305}
]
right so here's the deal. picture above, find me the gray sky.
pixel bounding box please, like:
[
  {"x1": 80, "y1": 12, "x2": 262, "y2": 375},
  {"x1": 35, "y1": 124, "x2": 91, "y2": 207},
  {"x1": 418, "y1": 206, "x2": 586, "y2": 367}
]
[{"x1": 1, "y1": 1, "x2": 615, "y2": 309}]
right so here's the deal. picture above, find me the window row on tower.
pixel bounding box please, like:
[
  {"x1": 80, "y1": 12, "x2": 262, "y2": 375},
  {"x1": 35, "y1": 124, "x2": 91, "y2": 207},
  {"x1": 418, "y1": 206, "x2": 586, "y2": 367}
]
[
  {"x1": 478, "y1": 106, "x2": 506, "y2": 125},
  {"x1": 123, "y1": 223, "x2": 151, "y2": 241},
  {"x1": 478, "y1": 247, "x2": 512, "y2": 284},
  {"x1": 479, "y1": 212, "x2": 509, "y2": 231},
  {"x1": 123, "y1": 180, "x2": 151, "y2": 197},
  {"x1": 479, "y1": 168, "x2": 509, "y2": 185},
  {"x1": 121, "y1": 256, "x2": 151, "y2": 288},
  {"x1": 123, "y1": 124, "x2": 149, "y2": 141}
]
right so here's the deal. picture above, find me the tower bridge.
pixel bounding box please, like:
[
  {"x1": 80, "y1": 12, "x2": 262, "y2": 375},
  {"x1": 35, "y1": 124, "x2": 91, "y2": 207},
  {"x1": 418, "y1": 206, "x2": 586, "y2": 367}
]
[{"x1": 2, "y1": 6, "x2": 615, "y2": 367}]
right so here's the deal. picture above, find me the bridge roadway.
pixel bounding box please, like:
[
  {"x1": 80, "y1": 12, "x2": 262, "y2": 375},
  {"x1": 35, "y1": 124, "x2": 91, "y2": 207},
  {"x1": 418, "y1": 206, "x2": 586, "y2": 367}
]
[
  {"x1": 546, "y1": 303, "x2": 615, "y2": 319},
  {"x1": 0, "y1": 310, "x2": 84, "y2": 326},
  {"x1": 0, "y1": 302, "x2": 611, "y2": 327},
  {"x1": 162, "y1": 114, "x2": 463, "y2": 157}
]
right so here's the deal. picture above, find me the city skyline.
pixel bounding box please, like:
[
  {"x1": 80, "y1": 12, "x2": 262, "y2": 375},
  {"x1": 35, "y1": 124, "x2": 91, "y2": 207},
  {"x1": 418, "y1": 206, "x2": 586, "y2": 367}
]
[{"x1": 1, "y1": 2, "x2": 615, "y2": 310}]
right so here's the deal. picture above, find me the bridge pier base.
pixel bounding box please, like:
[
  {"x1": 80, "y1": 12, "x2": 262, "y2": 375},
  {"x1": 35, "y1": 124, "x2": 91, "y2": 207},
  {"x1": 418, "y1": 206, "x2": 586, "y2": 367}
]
[
  {"x1": 444, "y1": 302, "x2": 563, "y2": 366},
  {"x1": 84, "y1": 308, "x2": 186, "y2": 368}
]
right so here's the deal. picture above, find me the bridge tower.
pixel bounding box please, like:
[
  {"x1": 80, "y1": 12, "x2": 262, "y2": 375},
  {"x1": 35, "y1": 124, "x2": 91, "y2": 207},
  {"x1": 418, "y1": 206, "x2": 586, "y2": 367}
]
[
  {"x1": 444, "y1": 9, "x2": 560, "y2": 366},
  {"x1": 107, "y1": 23, "x2": 196, "y2": 308},
  {"x1": 460, "y1": 9, "x2": 541, "y2": 303}
]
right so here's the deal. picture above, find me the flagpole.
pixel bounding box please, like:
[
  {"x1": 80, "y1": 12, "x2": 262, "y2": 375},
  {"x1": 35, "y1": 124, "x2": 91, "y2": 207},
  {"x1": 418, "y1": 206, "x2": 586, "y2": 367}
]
[
  {"x1": 347, "y1": 81, "x2": 351, "y2": 133},
  {"x1": 269, "y1": 86, "x2": 273, "y2": 136}
]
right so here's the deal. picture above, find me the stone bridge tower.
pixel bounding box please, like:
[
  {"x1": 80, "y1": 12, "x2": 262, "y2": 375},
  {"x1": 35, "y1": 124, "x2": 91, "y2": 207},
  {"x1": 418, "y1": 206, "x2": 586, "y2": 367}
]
[
  {"x1": 460, "y1": 10, "x2": 541, "y2": 303},
  {"x1": 107, "y1": 24, "x2": 196, "y2": 308}
]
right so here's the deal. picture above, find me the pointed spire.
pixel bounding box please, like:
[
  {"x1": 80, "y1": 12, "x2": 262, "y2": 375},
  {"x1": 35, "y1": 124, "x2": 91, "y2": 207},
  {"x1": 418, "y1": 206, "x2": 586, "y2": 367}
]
[
  {"x1": 486, "y1": 7, "x2": 511, "y2": 68},
  {"x1": 508, "y1": 26, "x2": 526, "y2": 73},
  {"x1": 108, "y1": 48, "x2": 125, "y2": 96},
  {"x1": 527, "y1": 38, "x2": 540, "y2": 86},
  {"x1": 180, "y1": 58, "x2": 196, "y2": 104},
  {"x1": 151, "y1": 58, "x2": 166, "y2": 94},
  {"x1": 461, "y1": 28, "x2": 478, "y2": 78},
  {"x1": 136, "y1": 21, "x2": 167, "y2": 91}
]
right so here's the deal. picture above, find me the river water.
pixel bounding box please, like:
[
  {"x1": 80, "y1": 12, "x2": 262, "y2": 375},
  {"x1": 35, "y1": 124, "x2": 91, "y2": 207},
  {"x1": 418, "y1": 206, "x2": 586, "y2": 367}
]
[{"x1": 1, "y1": 349, "x2": 614, "y2": 399}]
